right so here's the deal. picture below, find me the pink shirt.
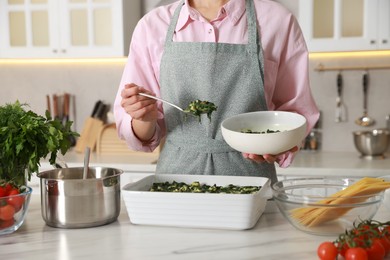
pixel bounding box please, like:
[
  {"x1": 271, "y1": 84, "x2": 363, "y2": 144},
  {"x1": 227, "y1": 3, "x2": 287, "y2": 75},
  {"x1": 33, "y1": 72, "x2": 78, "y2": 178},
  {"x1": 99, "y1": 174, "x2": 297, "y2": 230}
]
[{"x1": 114, "y1": 0, "x2": 320, "y2": 168}]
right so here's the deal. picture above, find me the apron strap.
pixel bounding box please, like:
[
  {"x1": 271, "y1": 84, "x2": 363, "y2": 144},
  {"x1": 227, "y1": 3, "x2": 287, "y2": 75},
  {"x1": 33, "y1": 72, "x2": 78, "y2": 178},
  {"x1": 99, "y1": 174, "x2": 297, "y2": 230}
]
[
  {"x1": 246, "y1": 0, "x2": 259, "y2": 53},
  {"x1": 164, "y1": 0, "x2": 184, "y2": 47}
]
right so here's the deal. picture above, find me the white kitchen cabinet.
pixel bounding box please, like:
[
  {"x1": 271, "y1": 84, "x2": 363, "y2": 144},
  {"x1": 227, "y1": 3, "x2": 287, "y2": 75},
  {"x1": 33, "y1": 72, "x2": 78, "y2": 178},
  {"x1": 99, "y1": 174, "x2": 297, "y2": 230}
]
[
  {"x1": 299, "y1": 0, "x2": 390, "y2": 52},
  {"x1": 0, "y1": 0, "x2": 126, "y2": 58}
]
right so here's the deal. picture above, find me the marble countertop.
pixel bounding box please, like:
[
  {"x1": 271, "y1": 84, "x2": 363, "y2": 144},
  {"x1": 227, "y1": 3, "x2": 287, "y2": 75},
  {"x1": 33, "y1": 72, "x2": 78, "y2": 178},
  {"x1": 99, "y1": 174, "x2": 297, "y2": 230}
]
[{"x1": 2, "y1": 194, "x2": 390, "y2": 260}]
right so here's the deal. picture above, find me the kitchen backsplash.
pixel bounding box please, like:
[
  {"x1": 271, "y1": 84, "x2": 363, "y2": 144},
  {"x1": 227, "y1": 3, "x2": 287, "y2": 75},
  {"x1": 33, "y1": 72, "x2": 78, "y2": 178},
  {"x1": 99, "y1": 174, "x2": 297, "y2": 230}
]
[{"x1": 1, "y1": 54, "x2": 388, "y2": 154}]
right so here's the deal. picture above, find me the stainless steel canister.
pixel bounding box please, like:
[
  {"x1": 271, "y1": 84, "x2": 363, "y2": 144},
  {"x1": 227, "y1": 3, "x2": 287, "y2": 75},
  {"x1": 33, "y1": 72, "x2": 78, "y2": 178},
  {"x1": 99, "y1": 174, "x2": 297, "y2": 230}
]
[{"x1": 37, "y1": 167, "x2": 123, "y2": 228}]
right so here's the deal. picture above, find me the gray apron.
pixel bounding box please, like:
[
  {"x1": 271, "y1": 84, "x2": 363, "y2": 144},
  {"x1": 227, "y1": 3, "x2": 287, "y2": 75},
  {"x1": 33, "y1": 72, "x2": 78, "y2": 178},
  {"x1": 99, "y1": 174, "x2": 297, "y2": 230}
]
[{"x1": 156, "y1": 0, "x2": 277, "y2": 183}]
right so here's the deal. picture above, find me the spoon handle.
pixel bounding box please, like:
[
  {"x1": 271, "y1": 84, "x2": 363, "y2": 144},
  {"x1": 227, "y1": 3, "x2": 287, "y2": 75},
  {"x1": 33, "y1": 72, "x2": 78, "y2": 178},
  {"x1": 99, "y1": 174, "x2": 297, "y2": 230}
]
[
  {"x1": 139, "y1": 92, "x2": 185, "y2": 112},
  {"x1": 83, "y1": 147, "x2": 90, "y2": 179},
  {"x1": 363, "y1": 73, "x2": 368, "y2": 112}
]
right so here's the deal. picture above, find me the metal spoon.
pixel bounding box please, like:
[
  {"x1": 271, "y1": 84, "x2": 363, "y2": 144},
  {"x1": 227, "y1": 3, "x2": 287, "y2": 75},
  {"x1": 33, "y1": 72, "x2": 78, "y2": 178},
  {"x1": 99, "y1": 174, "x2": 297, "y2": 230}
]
[
  {"x1": 138, "y1": 93, "x2": 187, "y2": 113},
  {"x1": 355, "y1": 73, "x2": 375, "y2": 127},
  {"x1": 83, "y1": 147, "x2": 90, "y2": 179}
]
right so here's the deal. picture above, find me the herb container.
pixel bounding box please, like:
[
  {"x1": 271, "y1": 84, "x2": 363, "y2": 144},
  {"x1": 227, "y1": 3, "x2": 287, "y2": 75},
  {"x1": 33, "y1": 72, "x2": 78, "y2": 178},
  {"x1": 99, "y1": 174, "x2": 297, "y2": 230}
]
[{"x1": 122, "y1": 174, "x2": 271, "y2": 230}]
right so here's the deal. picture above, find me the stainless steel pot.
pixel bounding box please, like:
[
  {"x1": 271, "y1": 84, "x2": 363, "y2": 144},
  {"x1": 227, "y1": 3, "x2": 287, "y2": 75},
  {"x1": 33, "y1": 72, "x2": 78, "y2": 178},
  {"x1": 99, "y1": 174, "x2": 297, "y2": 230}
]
[
  {"x1": 37, "y1": 167, "x2": 123, "y2": 228},
  {"x1": 353, "y1": 129, "x2": 390, "y2": 159}
]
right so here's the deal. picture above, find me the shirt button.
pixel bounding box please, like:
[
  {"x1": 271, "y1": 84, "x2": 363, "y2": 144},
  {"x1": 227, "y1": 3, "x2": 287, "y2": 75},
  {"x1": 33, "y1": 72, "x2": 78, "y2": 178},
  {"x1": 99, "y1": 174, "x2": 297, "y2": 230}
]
[{"x1": 208, "y1": 28, "x2": 213, "y2": 34}]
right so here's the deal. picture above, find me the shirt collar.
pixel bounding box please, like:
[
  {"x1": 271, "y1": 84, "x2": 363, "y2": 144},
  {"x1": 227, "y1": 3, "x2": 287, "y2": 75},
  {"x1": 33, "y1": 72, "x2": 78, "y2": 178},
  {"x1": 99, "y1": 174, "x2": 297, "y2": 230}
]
[{"x1": 175, "y1": 0, "x2": 246, "y2": 32}]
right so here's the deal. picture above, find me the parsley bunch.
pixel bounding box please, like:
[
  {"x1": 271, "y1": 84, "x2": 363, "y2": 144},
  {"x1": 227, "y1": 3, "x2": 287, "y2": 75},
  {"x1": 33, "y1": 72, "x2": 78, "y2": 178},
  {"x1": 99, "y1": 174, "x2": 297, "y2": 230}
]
[{"x1": 0, "y1": 101, "x2": 79, "y2": 184}]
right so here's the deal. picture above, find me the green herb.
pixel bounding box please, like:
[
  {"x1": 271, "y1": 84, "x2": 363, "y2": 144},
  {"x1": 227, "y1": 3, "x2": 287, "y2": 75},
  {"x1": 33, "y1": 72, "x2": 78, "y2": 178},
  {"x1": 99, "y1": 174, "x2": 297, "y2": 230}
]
[
  {"x1": 241, "y1": 129, "x2": 281, "y2": 134},
  {"x1": 183, "y1": 100, "x2": 217, "y2": 122},
  {"x1": 0, "y1": 101, "x2": 79, "y2": 184},
  {"x1": 149, "y1": 181, "x2": 260, "y2": 194}
]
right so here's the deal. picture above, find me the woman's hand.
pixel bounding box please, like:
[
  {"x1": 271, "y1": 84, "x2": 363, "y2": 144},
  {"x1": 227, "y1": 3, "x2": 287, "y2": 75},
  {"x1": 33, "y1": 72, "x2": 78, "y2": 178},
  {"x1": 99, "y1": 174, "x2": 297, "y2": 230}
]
[
  {"x1": 121, "y1": 83, "x2": 158, "y2": 122},
  {"x1": 242, "y1": 146, "x2": 299, "y2": 164},
  {"x1": 121, "y1": 83, "x2": 158, "y2": 142}
]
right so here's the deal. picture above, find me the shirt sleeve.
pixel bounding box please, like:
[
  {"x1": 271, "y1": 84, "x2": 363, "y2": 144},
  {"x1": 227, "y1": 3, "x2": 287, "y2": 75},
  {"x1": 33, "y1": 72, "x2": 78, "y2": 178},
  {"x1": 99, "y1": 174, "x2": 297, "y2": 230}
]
[
  {"x1": 113, "y1": 18, "x2": 166, "y2": 153},
  {"x1": 270, "y1": 14, "x2": 320, "y2": 168}
]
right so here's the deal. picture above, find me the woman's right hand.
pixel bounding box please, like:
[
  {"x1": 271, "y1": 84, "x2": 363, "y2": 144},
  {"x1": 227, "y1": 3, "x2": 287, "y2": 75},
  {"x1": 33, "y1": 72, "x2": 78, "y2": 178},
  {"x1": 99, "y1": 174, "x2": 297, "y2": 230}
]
[
  {"x1": 120, "y1": 83, "x2": 158, "y2": 122},
  {"x1": 121, "y1": 83, "x2": 159, "y2": 142}
]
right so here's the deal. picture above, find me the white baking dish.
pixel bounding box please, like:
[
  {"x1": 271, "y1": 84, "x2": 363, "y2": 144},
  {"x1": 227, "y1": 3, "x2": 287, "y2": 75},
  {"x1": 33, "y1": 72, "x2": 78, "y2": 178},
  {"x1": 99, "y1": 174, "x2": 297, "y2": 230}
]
[{"x1": 122, "y1": 174, "x2": 271, "y2": 230}]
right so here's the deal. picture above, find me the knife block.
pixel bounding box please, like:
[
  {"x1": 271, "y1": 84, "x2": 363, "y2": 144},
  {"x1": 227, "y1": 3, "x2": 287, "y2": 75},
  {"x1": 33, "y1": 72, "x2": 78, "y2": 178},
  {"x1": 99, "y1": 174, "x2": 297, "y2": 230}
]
[{"x1": 74, "y1": 117, "x2": 104, "y2": 153}]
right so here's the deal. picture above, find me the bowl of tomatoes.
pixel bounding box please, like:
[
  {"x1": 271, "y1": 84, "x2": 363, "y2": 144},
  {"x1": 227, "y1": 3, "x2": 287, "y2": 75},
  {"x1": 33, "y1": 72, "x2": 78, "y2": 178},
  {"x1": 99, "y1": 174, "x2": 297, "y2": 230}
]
[{"x1": 0, "y1": 182, "x2": 32, "y2": 235}]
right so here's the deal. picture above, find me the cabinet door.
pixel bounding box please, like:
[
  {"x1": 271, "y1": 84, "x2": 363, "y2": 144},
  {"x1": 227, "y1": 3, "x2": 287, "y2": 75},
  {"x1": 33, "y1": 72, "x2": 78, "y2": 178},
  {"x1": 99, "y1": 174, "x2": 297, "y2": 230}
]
[
  {"x1": 0, "y1": 0, "x2": 124, "y2": 58},
  {"x1": 0, "y1": 0, "x2": 58, "y2": 58},
  {"x1": 299, "y1": 0, "x2": 379, "y2": 52},
  {"x1": 378, "y1": 0, "x2": 390, "y2": 49},
  {"x1": 58, "y1": 0, "x2": 124, "y2": 57}
]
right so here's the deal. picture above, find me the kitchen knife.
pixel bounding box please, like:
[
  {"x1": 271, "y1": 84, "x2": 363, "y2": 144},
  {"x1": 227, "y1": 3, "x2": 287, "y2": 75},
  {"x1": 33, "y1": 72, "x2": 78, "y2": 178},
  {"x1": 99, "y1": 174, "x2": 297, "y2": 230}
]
[
  {"x1": 63, "y1": 93, "x2": 70, "y2": 125},
  {"x1": 46, "y1": 94, "x2": 52, "y2": 117},
  {"x1": 91, "y1": 100, "x2": 103, "y2": 117},
  {"x1": 53, "y1": 94, "x2": 60, "y2": 120},
  {"x1": 62, "y1": 93, "x2": 76, "y2": 146}
]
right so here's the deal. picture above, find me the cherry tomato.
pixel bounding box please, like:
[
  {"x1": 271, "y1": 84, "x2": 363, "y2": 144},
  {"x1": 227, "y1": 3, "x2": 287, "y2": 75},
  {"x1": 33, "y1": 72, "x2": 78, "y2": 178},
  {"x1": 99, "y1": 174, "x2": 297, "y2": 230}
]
[
  {"x1": 366, "y1": 239, "x2": 385, "y2": 260},
  {"x1": 0, "y1": 218, "x2": 15, "y2": 228},
  {"x1": 7, "y1": 189, "x2": 24, "y2": 212},
  {"x1": 0, "y1": 186, "x2": 6, "y2": 197},
  {"x1": 378, "y1": 236, "x2": 390, "y2": 256},
  {"x1": 0, "y1": 204, "x2": 15, "y2": 221},
  {"x1": 4, "y1": 183, "x2": 13, "y2": 195},
  {"x1": 317, "y1": 241, "x2": 338, "y2": 260},
  {"x1": 345, "y1": 247, "x2": 368, "y2": 260}
]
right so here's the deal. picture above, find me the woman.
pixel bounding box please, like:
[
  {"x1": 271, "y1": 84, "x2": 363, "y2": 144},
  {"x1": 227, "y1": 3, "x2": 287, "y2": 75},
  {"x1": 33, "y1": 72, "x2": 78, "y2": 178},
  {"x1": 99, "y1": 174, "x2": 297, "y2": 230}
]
[{"x1": 114, "y1": 0, "x2": 319, "y2": 183}]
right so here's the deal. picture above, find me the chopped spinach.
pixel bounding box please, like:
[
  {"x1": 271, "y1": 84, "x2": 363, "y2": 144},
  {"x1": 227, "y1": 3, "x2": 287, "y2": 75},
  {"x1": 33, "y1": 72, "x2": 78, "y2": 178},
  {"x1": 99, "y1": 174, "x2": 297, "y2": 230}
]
[
  {"x1": 241, "y1": 129, "x2": 281, "y2": 134},
  {"x1": 149, "y1": 181, "x2": 260, "y2": 194},
  {"x1": 183, "y1": 100, "x2": 217, "y2": 122}
]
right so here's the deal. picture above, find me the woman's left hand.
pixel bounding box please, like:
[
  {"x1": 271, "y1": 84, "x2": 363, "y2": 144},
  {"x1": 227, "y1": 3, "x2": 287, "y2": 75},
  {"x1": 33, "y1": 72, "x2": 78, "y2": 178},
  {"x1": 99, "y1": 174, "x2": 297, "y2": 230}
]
[{"x1": 242, "y1": 146, "x2": 299, "y2": 164}]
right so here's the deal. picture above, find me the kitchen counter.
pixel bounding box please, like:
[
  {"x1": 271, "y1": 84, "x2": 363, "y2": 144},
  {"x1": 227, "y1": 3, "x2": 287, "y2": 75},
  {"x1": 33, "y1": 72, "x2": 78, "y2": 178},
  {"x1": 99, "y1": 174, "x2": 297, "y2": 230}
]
[
  {"x1": 2, "y1": 193, "x2": 390, "y2": 260},
  {"x1": 0, "y1": 195, "x2": 390, "y2": 260}
]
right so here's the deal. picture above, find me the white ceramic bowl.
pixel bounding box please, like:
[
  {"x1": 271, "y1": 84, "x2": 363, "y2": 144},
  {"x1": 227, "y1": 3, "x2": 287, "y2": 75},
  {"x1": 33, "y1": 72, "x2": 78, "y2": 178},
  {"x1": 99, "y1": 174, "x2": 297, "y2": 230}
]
[{"x1": 221, "y1": 111, "x2": 307, "y2": 155}]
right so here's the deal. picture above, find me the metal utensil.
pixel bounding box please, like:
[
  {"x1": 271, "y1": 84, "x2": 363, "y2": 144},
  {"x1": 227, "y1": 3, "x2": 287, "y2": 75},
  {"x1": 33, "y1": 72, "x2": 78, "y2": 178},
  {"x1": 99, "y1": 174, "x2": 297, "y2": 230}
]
[
  {"x1": 335, "y1": 73, "x2": 347, "y2": 122},
  {"x1": 139, "y1": 92, "x2": 188, "y2": 113},
  {"x1": 353, "y1": 129, "x2": 390, "y2": 159},
  {"x1": 83, "y1": 147, "x2": 90, "y2": 179},
  {"x1": 355, "y1": 73, "x2": 375, "y2": 127}
]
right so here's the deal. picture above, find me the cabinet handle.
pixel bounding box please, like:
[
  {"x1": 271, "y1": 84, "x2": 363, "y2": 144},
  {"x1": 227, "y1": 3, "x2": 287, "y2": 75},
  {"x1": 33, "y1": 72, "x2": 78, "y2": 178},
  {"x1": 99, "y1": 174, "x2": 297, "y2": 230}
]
[
  {"x1": 61, "y1": 49, "x2": 67, "y2": 53},
  {"x1": 383, "y1": 39, "x2": 388, "y2": 44},
  {"x1": 52, "y1": 49, "x2": 58, "y2": 53},
  {"x1": 370, "y1": 40, "x2": 376, "y2": 44}
]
